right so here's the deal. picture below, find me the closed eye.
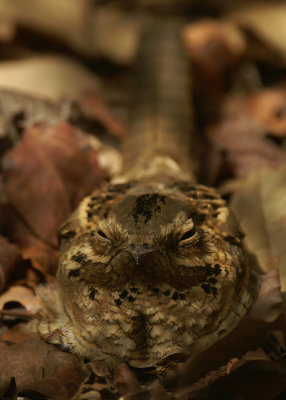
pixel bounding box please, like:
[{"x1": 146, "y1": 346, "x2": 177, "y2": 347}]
[
  {"x1": 97, "y1": 230, "x2": 109, "y2": 240},
  {"x1": 179, "y1": 227, "x2": 196, "y2": 242}
]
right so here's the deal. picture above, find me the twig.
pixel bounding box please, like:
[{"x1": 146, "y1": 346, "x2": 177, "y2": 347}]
[{"x1": 0, "y1": 309, "x2": 33, "y2": 319}]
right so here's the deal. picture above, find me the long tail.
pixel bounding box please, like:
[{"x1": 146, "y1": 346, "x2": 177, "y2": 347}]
[{"x1": 120, "y1": 19, "x2": 197, "y2": 182}]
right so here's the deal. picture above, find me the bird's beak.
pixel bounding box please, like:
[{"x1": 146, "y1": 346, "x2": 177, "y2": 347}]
[{"x1": 125, "y1": 244, "x2": 157, "y2": 265}]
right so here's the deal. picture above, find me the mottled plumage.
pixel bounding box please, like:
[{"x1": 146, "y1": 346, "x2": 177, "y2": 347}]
[{"x1": 30, "y1": 20, "x2": 256, "y2": 368}]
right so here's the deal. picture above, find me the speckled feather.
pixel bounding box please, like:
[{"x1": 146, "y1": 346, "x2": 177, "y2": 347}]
[{"x1": 30, "y1": 20, "x2": 256, "y2": 368}]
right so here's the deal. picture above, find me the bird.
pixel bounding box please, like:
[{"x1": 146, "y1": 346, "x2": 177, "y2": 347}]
[{"x1": 30, "y1": 19, "x2": 257, "y2": 369}]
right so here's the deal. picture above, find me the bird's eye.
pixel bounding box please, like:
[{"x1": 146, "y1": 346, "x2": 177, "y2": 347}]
[
  {"x1": 179, "y1": 227, "x2": 196, "y2": 242},
  {"x1": 97, "y1": 230, "x2": 110, "y2": 240}
]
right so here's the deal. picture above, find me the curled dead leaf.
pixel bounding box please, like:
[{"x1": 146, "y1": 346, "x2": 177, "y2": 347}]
[{"x1": 0, "y1": 285, "x2": 41, "y2": 313}]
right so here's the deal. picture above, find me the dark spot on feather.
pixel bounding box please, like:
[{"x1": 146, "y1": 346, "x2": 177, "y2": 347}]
[
  {"x1": 163, "y1": 290, "x2": 170, "y2": 296},
  {"x1": 89, "y1": 288, "x2": 97, "y2": 300},
  {"x1": 60, "y1": 230, "x2": 75, "y2": 240},
  {"x1": 91, "y1": 195, "x2": 103, "y2": 202},
  {"x1": 179, "y1": 293, "x2": 185, "y2": 300},
  {"x1": 224, "y1": 235, "x2": 240, "y2": 245},
  {"x1": 87, "y1": 210, "x2": 94, "y2": 221},
  {"x1": 132, "y1": 194, "x2": 166, "y2": 223},
  {"x1": 115, "y1": 299, "x2": 122, "y2": 307},
  {"x1": 127, "y1": 295, "x2": 135, "y2": 303},
  {"x1": 68, "y1": 268, "x2": 81, "y2": 278},
  {"x1": 172, "y1": 292, "x2": 179, "y2": 301},
  {"x1": 201, "y1": 283, "x2": 211, "y2": 294},
  {"x1": 201, "y1": 193, "x2": 218, "y2": 200},
  {"x1": 190, "y1": 212, "x2": 206, "y2": 224},
  {"x1": 120, "y1": 290, "x2": 128, "y2": 299},
  {"x1": 72, "y1": 252, "x2": 88, "y2": 265}
]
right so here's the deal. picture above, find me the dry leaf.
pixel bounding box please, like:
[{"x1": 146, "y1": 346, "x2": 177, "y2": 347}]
[
  {"x1": 0, "y1": 56, "x2": 100, "y2": 102},
  {"x1": 1, "y1": 119, "x2": 121, "y2": 275},
  {"x1": 0, "y1": 1, "x2": 141, "y2": 64},
  {"x1": 182, "y1": 19, "x2": 245, "y2": 74},
  {"x1": 1, "y1": 324, "x2": 39, "y2": 343},
  {"x1": 197, "y1": 359, "x2": 286, "y2": 400},
  {"x1": 79, "y1": 90, "x2": 125, "y2": 138},
  {"x1": 0, "y1": 236, "x2": 20, "y2": 293},
  {"x1": 207, "y1": 88, "x2": 286, "y2": 182},
  {"x1": 2, "y1": 122, "x2": 104, "y2": 248},
  {"x1": 0, "y1": 340, "x2": 86, "y2": 400},
  {"x1": 228, "y1": 3, "x2": 286, "y2": 65},
  {"x1": 231, "y1": 163, "x2": 286, "y2": 290},
  {"x1": 113, "y1": 363, "x2": 141, "y2": 396},
  {"x1": 0, "y1": 285, "x2": 40, "y2": 313}
]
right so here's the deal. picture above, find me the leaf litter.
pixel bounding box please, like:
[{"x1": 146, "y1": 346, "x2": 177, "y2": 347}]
[{"x1": 1, "y1": 1, "x2": 286, "y2": 400}]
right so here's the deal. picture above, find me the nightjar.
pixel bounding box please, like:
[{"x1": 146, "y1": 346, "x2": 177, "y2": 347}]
[{"x1": 31, "y1": 19, "x2": 256, "y2": 368}]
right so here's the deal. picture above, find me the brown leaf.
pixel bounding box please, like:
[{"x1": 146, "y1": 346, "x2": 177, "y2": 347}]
[
  {"x1": 0, "y1": 285, "x2": 41, "y2": 314},
  {"x1": 228, "y1": 3, "x2": 286, "y2": 65},
  {"x1": 1, "y1": 122, "x2": 105, "y2": 274},
  {"x1": 182, "y1": 19, "x2": 245, "y2": 119},
  {"x1": 182, "y1": 19, "x2": 245, "y2": 75},
  {"x1": 247, "y1": 89, "x2": 286, "y2": 136},
  {"x1": 21, "y1": 241, "x2": 59, "y2": 277},
  {"x1": 79, "y1": 91, "x2": 126, "y2": 138},
  {"x1": 0, "y1": 2, "x2": 141, "y2": 64},
  {"x1": 122, "y1": 380, "x2": 174, "y2": 400},
  {"x1": 0, "y1": 340, "x2": 86, "y2": 400},
  {"x1": 2, "y1": 125, "x2": 71, "y2": 247},
  {"x1": 0, "y1": 236, "x2": 20, "y2": 293},
  {"x1": 1, "y1": 324, "x2": 39, "y2": 343},
  {"x1": 251, "y1": 269, "x2": 282, "y2": 321},
  {"x1": 113, "y1": 363, "x2": 141, "y2": 396},
  {"x1": 208, "y1": 89, "x2": 286, "y2": 181},
  {"x1": 199, "y1": 359, "x2": 286, "y2": 400},
  {"x1": 230, "y1": 163, "x2": 286, "y2": 291},
  {"x1": 0, "y1": 56, "x2": 100, "y2": 102}
]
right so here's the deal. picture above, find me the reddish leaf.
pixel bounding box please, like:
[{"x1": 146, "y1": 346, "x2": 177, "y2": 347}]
[
  {"x1": 79, "y1": 91, "x2": 126, "y2": 138},
  {"x1": 0, "y1": 340, "x2": 86, "y2": 400},
  {"x1": 2, "y1": 125, "x2": 71, "y2": 247},
  {"x1": 1, "y1": 324, "x2": 39, "y2": 344},
  {"x1": 113, "y1": 363, "x2": 141, "y2": 396},
  {"x1": 1, "y1": 122, "x2": 105, "y2": 274}
]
